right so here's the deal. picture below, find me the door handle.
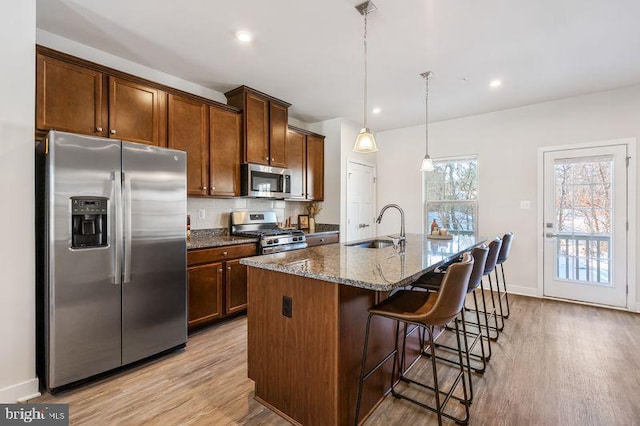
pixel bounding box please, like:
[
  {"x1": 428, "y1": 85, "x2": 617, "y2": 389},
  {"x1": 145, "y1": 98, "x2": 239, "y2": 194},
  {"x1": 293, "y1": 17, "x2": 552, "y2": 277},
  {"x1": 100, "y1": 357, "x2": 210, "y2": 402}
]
[
  {"x1": 122, "y1": 172, "x2": 132, "y2": 284},
  {"x1": 545, "y1": 233, "x2": 558, "y2": 238},
  {"x1": 111, "y1": 171, "x2": 122, "y2": 285},
  {"x1": 359, "y1": 224, "x2": 370, "y2": 229}
]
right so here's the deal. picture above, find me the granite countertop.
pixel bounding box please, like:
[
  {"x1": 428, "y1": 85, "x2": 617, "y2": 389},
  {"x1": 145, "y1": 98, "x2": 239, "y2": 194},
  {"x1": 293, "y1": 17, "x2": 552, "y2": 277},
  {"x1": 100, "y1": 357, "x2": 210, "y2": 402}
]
[
  {"x1": 187, "y1": 229, "x2": 257, "y2": 250},
  {"x1": 240, "y1": 233, "x2": 485, "y2": 291}
]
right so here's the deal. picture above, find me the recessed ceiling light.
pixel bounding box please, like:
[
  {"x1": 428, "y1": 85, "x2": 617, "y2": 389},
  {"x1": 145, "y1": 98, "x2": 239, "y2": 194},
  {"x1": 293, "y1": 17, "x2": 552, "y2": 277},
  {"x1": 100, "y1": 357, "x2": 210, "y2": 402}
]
[
  {"x1": 489, "y1": 79, "x2": 502, "y2": 88},
  {"x1": 236, "y1": 31, "x2": 253, "y2": 43},
  {"x1": 372, "y1": 107, "x2": 381, "y2": 114}
]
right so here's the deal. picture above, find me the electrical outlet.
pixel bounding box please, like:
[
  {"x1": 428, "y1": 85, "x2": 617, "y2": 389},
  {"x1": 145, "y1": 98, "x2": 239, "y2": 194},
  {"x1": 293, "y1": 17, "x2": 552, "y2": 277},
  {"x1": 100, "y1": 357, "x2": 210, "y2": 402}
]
[
  {"x1": 520, "y1": 200, "x2": 531, "y2": 209},
  {"x1": 282, "y1": 296, "x2": 292, "y2": 318},
  {"x1": 198, "y1": 209, "x2": 205, "y2": 219}
]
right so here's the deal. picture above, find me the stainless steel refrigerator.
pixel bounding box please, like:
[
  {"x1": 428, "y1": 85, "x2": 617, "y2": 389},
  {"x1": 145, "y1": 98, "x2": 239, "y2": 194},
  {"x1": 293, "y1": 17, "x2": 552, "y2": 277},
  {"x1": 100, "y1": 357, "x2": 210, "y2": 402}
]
[{"x1": 37, "y1": 131, "x2": 187, "y2": 390}]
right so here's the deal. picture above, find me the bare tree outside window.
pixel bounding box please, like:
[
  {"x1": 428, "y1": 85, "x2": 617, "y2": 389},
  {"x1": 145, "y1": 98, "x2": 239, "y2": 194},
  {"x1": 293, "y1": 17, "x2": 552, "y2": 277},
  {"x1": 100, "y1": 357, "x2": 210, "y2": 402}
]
[
  {"x1": 424, "y1": 157, "x2": 478, "y2": 235},
  {"x1": 554, "y1": 156, "x2": 612, "y2": 284}
]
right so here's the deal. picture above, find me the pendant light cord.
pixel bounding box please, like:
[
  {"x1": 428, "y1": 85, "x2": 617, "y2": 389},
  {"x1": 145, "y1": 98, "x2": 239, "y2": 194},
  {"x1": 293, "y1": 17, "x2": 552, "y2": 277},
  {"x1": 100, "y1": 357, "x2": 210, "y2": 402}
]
[
  {"x1": 363, "y1": 8, "x2": 368, "y2": 129},
  {"x1": 425, "y1": 73, "x2": 429, "y2": 155}
]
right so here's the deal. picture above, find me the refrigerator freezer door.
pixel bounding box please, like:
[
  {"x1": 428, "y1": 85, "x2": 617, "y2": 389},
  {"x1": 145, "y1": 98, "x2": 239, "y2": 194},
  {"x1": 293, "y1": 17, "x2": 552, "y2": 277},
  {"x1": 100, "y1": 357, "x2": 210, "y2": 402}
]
[
  {"x1": 47, "y1": 132, "x2": 122, "y2": 389},
  {"x1": 121, "y1": 142, "x2": 187, "y2": 364}
]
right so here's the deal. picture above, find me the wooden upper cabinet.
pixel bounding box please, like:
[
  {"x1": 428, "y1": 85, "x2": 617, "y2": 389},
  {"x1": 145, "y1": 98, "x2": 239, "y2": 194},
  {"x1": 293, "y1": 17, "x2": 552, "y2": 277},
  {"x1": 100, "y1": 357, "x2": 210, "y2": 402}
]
[
  {"x1": 245, "y1": 93, "x2": 269, "y2": 165},
  {"x1": 210, "y1": 106, "x2": 242, "y2": 196},
  {"x1": 286, "y1": 128, "x2": 306, "y2": 200},
  {"x1": 168, "y1": 94, "x2": 208, "y2": 196},
  {"x1": 109, "y1": 76, "x2": 167, "y2": 146},
  {"x1": 225, "y1": 86, "x2": 291, "y2": 167},
  {"x1": 36, "y1": 53, "x2": 106, "y2": 136},
  {"x1": 269, "y1": 103, "x2": 288, "y2": 167},
  {"x1": 306, "y1": 134, "x2": 325, "y2": 201}
]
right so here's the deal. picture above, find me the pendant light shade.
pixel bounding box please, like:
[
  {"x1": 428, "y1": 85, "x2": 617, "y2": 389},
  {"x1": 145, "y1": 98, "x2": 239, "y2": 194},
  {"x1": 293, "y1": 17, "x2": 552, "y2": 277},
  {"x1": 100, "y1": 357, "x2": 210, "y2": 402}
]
[
  {"x1": 353, "y1": 1, "x2": 378, "y2": 153},
  {"x1": 420, "y1": 156, "x2": 434, "y2": 172},
  {"x1": 354, "y1": 128, "x2": 378, "y2": 153},
  {"x1": 420, "y1": 71, "x2": 434, "y2": 171}
]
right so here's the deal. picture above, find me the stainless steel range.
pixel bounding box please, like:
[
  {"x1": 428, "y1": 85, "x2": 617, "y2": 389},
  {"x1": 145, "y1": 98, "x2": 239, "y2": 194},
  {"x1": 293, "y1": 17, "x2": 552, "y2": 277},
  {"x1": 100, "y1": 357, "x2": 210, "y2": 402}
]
[{"x1": 230, "y1": 211, "x2": 307, "y2": 254}]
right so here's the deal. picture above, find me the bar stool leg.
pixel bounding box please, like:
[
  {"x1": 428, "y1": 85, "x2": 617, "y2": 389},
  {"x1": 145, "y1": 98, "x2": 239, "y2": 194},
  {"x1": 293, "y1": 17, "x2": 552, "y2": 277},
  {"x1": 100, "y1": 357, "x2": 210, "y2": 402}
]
[
  {"x1": 479, "y1": 278, "x2": 499, "y2": 341},
  {"x1": 454, "y1": 320, "x2": 470, "y2": 424},
  {"x1": 500, "y1": 264, "x2": 511, "y2": 318},
  {"x1": 459, "y1": 312, "x2": 473, "y2": 404},
  {"x1": 488, "y1": 274, "x2": 505, "y2": 332},
  {"x1": 427, "y1": 326, "x2": 443, "y2": 426},
  {"x1": 472, "y1": 291, "x2": 490, "y2": 362}
]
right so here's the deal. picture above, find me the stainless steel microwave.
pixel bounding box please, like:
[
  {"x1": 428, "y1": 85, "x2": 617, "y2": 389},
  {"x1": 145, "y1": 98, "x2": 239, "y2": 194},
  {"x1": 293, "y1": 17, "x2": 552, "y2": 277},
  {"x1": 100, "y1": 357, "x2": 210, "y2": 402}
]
[{"x1": 241, "y1": 163, "x2": 291, "y2": 198}]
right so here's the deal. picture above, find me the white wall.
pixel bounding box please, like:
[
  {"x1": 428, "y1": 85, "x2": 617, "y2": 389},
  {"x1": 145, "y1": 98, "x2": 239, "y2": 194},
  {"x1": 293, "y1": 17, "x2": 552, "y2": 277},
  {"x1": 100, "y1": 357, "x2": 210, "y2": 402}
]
[
  {"x1": 376, "y1": 85, "x2": 640, "y2": 305},
  {"x1": 0, "y1": 0, "x2": 40, "y2": 402}
]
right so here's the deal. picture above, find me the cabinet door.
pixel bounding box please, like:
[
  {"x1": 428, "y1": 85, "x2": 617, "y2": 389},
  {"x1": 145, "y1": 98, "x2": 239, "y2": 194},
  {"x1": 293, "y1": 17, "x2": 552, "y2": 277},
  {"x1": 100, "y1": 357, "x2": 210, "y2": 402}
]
[
  {"x1": 187, "y1": 262, "x2": 223, "y2": 328},
  {"x1": 269, "y1": 103, "x2": 288, "y2": 167},
  {"x1": 36, "y1": 54, "x2": 106, "y2": 136},
  {"x1": 109, "y1": 76, "x2": 167, "y2": 146},
  {"x1": 210, "y1": 107, "x2": 241, "y2": 196},
  {"x1": 306, "y1": 135, "x2": 325, "y2": 200},
  {"x1": 168, "y1": 94, "x2": 208, "y2": 196},
  {"x1": 286, "y1": 129, "x2": 306, "y2": 200},
  {"x1": 226, "y1": 259, "x2": 248, "y2": 314},
  {"x1": 245, "y1": 93, "x2": 269, "y2": 165}
]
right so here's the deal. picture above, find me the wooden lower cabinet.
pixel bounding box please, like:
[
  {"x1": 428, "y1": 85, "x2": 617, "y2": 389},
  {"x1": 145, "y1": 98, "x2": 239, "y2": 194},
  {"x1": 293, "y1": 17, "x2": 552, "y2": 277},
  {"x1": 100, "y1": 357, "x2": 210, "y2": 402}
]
[
  {"x1": 225, "y1": 259, "x2": 248, "y2": 314},
  {"x1": 187, "y1": 243, "x2": 256, "y2": 330},
  {"x1": 187, "y1": 262, "x2": 223, "y2": 328}
]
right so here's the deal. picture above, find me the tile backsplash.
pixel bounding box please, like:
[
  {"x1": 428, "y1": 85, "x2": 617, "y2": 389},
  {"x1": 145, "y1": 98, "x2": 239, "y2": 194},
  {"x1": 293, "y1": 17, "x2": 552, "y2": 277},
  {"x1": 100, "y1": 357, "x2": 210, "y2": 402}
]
[{"x1": 187, "y1": 198, "x2": 310, "y2": 230}]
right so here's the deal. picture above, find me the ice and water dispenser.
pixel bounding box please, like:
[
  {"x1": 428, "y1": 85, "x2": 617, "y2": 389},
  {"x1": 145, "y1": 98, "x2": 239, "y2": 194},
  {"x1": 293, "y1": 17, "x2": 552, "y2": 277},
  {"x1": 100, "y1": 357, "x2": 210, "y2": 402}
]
[{"x1": 71, "y1": 197, "x2": 108, "y2": 248}]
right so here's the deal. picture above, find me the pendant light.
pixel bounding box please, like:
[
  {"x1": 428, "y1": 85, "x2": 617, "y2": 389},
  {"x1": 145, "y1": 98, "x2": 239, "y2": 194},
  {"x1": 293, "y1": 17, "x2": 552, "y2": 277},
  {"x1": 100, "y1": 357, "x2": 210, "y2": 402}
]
[
  {"x1": 420, "y1": 71, "x2": 435, "y2": 171},
  {"x1": 353, "y1": 1, "x2": 379, "y2": 153}
]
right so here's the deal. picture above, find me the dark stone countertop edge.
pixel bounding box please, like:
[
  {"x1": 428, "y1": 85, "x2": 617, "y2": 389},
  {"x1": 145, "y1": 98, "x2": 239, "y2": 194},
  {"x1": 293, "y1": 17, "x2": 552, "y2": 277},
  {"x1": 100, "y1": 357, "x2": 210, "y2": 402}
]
[{"x1": 187, "y1": 236, "x2": 258, "y2": 250}]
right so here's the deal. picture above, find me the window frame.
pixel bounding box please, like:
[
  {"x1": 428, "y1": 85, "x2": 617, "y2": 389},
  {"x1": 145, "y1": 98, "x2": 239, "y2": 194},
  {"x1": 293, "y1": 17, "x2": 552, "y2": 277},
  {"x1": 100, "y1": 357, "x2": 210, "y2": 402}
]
[{"x1": 423, "y1": 154, "x2": 479, "y2": 236}]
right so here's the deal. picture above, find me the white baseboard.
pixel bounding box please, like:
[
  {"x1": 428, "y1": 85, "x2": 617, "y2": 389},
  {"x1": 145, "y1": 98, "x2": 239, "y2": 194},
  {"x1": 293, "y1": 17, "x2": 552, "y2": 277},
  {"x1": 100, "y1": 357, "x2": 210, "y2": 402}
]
[
  {"x1": 0, "y1": 378, "x2": 40, "y2": 403},
  {"x1": 505, "y1": 284, "x2": 539, "y2": 298}
]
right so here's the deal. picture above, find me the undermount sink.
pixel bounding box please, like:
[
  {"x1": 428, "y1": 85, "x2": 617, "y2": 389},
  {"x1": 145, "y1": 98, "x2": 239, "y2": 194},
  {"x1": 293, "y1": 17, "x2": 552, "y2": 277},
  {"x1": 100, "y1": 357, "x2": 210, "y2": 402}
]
[{"x1": 347, "y1": 239, "x2": 395, "y2": 249}]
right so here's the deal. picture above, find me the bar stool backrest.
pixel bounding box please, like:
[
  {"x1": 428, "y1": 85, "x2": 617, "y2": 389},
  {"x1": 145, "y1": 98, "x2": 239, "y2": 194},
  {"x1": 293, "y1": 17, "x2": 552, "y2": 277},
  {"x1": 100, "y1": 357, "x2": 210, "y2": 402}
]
[
  {"x1": 425, "y1": 252, "x2": 474, "y2": 325},
  {"x1": 467, "y1": 245, "x2": 489, "y2": 292},
  {"x1": 497, "y1": 232, "x2": 514, "y2": 265},
  {"x1": 483, "y1": 238, "x2": 502, "y2": 276}
]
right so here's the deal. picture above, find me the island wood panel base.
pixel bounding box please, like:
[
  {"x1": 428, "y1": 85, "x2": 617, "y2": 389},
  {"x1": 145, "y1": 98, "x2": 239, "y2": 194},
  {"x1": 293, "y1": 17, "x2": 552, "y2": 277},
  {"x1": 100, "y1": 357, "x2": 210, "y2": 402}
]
[{"x1": 247, "y1": 268, "x2": 422, "y2": 426}]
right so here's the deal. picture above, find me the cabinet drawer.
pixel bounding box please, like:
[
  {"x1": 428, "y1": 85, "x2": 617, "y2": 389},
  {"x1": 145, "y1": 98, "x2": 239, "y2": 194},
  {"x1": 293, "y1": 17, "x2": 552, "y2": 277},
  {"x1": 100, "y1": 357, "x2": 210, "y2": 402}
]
[
  {"x1": 188, "y1": 243, "x2": 257, "y2": 266},
  {"x1": 305, "y1": 233, "x2": 339, "y2": 247}
]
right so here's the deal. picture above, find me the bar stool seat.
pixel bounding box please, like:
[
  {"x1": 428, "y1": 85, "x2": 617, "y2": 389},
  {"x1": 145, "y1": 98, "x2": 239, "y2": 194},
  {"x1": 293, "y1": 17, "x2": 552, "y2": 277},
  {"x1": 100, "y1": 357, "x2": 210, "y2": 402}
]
[{"x1": 354, "y1": 253, "x2": 474, "y2": 426}]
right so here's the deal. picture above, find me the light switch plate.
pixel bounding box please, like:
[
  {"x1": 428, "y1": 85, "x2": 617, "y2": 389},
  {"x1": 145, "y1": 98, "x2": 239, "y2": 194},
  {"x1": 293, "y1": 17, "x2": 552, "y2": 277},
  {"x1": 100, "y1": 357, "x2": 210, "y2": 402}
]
[
  {"x1": 520, "y1": 200, "x2": 531, "y2": 209},
  {"x1": 198, "y1": 209, "x2": 205, "y2": 219}
]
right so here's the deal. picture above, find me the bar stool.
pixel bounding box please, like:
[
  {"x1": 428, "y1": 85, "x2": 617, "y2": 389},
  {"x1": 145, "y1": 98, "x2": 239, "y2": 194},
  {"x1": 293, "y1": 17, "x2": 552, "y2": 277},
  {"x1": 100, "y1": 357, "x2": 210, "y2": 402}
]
[
  {"x1": 475, "y1": 238, "x2": 503, "y2": 339},
  {"x1": 354, "y1": 253, "x2": 474, "y2": 426},
  {"x1": 495, "y1": 232, "x2": 514, "y2": 319},
  {"x1": 410, "y1": 245, "x2": 490, "y2": 402}
]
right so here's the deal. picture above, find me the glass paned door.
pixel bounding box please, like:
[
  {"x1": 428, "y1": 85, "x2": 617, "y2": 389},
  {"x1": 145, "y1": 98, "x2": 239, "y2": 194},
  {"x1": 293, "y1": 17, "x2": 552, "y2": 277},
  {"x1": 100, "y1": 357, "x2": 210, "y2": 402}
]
[{"x1": 543, "y1": 145, "x2": 627, "y2": 307}]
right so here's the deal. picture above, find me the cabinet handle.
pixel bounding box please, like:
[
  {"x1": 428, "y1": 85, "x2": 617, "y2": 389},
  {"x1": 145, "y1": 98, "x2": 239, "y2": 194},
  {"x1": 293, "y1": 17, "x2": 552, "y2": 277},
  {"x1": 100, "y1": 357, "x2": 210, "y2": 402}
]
[
  {"x1": 222, "y1": 251, "x2": 228, "y2": 256},
  {"x1": 320, "y1": 238, "x2": 325, "y2": 242},
  {"x1": 202, "y1": 186, "x2": 207, "y2": 190},
  {"x1": 218, "y1": 268, "x2": 223, "y2": 274},
  {"x1": 110, "y1": 129, "x2": 116, "y2": 135},
  {"x1": 96, "y1": 127, "x2": 103, "y2": 132},
  {"x1": 265, "y1": 156, "x2": 269, "y2": 161},
  {"x1": 227, "y1": 266, "x2": 231, "y2": 270},
  {"x1": 212, "y1": 186, "x2": 215, "y2": 190}
]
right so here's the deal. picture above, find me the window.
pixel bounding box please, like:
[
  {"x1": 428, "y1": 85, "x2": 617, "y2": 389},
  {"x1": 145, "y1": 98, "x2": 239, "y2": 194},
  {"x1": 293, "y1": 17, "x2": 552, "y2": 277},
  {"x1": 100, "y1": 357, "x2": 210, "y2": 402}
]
[{"x1": 424, "y1": 156, "x2": 478, "y2": 235}]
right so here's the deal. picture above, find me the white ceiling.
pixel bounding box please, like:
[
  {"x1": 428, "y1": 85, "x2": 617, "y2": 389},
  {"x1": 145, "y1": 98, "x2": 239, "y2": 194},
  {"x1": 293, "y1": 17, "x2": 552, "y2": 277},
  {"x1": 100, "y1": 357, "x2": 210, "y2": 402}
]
[{"x1": 36, "y1": 0, "x2": 640, "y2": 132}]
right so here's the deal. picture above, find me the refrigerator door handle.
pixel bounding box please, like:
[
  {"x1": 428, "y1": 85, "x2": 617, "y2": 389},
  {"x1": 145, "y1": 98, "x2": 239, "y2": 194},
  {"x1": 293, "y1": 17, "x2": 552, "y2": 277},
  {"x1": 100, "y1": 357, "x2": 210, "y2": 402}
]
[
  {"x1": 111, "y1": 170, "x2": 122, "y2": 285},
  {"x1": 123, "y1": 172, "x2": 133, "y2": 284}
]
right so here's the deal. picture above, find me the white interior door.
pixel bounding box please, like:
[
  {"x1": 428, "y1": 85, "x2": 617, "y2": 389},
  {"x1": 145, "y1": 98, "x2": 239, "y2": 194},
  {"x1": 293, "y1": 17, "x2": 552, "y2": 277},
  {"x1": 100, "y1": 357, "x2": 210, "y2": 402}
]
[
  {"x1": 346, "y1": 161, "x2": 376, "y2": 242},
  {"x1": 543, "y1": 144, "x2": 628, "y2": 307}
]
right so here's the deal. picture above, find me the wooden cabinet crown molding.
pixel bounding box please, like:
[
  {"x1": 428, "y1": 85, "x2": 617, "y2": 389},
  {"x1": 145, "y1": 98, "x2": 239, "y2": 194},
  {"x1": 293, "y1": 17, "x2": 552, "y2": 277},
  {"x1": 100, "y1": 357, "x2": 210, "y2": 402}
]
[
  {"x1": 36, "y1": 45, "x2": 240, "y2": 114},
  {"x1": 224, "y1": 85, "x2": 291, "y2": 108}
]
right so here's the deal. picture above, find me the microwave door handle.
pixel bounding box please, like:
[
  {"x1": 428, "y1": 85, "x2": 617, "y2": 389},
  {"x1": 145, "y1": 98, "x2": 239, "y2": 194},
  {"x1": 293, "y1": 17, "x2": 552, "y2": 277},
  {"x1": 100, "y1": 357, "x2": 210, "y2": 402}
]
[
  {"x1": 122, "y1": 172, "x2": 132, "y2": 284},
  {"x1": 111, "y1": 171, "x2": 122, "y2": 285}
]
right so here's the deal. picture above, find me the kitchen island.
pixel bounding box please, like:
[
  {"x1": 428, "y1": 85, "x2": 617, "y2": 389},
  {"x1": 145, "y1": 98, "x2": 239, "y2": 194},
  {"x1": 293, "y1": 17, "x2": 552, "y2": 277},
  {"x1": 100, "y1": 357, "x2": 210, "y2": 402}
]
[{"x1": 241, "y1": 233, "x2": 484, "y2": 425}]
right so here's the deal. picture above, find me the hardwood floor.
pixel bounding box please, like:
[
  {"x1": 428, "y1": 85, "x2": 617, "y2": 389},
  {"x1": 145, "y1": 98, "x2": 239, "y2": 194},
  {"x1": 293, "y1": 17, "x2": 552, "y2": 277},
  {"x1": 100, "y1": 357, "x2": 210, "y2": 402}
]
[{"x1": 34, "y1": 295, "x2": 640, "y2": 425}]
